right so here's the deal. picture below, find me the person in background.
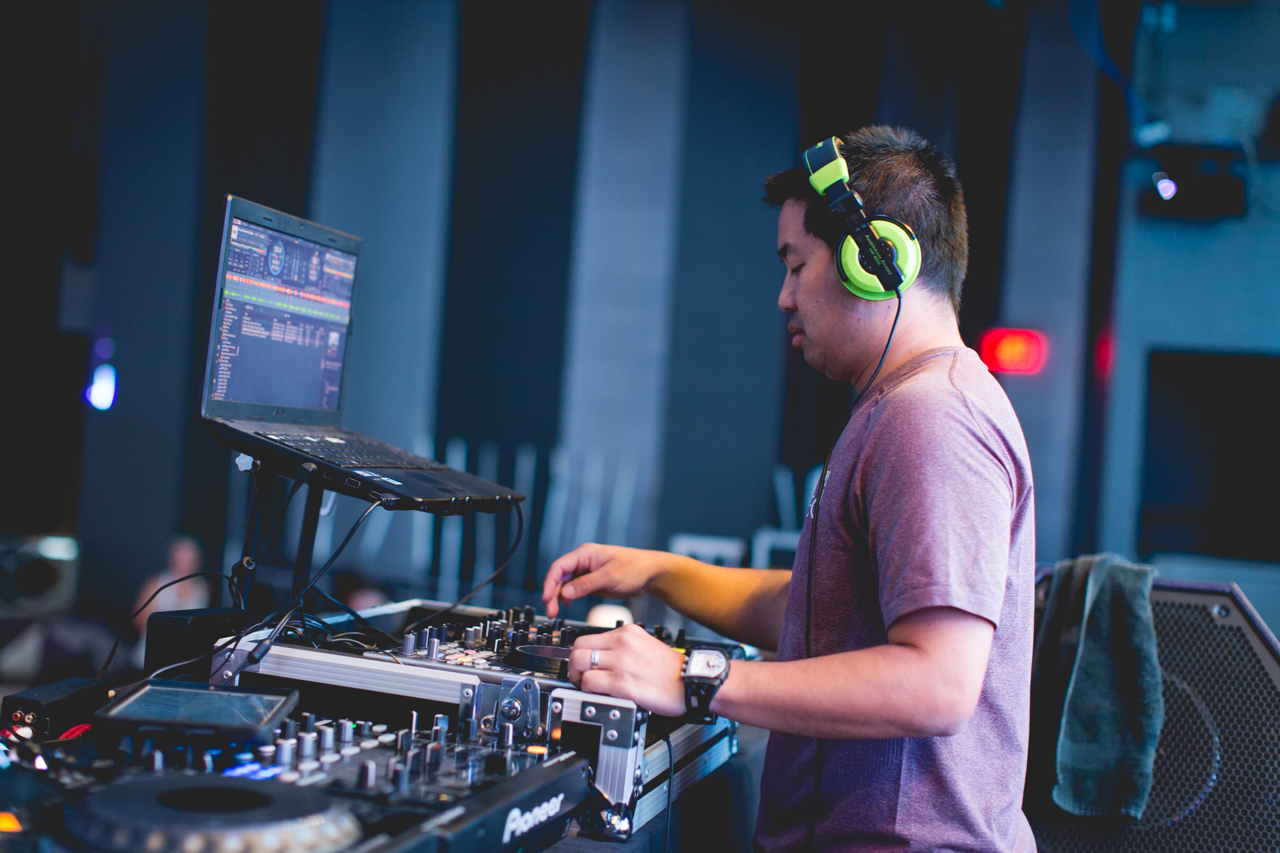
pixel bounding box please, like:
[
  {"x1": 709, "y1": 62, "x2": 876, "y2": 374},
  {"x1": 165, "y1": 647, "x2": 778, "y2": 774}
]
[{"x1": 130, "y1": 535, "x2": 209, "y2": 667}]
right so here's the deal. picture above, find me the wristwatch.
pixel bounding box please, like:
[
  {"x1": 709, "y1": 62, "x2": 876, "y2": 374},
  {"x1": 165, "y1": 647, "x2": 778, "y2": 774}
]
[{"x1": 681, "y1": 647, "x2": 730, "y2": 723}]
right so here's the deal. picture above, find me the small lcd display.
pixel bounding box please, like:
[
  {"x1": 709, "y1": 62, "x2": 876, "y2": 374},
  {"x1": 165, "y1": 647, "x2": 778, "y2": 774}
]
[{"x1": 108, "y1": 685, "x2": 287, "y2": 728}]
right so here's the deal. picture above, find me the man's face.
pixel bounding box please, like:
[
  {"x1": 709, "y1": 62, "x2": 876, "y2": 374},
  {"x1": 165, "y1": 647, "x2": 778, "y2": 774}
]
[{"x1": 777, "y1": 198, "x2": 862, "y2": 381}]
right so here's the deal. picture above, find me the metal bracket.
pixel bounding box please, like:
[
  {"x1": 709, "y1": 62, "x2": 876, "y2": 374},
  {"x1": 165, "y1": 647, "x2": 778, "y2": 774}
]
[
  {"x1": 497, "y1": 676, "x2": 540, "y2": 740},
  {"x1": 209, "y1": 647, "x2": 251, "y2": 685}
]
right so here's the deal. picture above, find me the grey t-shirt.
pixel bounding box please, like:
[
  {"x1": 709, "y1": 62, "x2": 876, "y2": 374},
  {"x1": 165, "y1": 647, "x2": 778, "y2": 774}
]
[{"x1": 754, "y1": 347, "x2": 1037, "y2": 853}]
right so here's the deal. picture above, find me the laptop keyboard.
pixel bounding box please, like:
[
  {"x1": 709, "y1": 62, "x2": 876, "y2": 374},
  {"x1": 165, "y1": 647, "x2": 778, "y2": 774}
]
[{"x1": 255, "y1": 431, "x2": 447, "y2": 471}]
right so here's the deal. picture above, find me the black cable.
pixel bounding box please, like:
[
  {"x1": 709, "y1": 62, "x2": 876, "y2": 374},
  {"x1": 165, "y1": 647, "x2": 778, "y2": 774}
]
[
  {"x1": 95, "y1": 571, "x2": 238, "y2": 681},
  {"x1": 662, "y1": 733, "x2": 675, "y2": 853},
  {"x1": 216, "y1": 499, "x2": 385, "y2": 684},
  {"x1": 802, "y1": 288, "x2": 902, "y2": 850},
  {"x1": 402, "y1": 501, "x2": 524, "y2": 633},
  {"x1": 148, "y1": 617, "x2": 270, "y2": 682},
  {"x1": 309, "y1": 586, "x2": 398, "y2": 644}
]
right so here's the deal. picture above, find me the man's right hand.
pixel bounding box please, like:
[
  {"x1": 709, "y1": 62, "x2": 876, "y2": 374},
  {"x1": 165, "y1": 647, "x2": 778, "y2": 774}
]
[{"x1": 542, "y1": 544, "x2": 671, "y2": 618}]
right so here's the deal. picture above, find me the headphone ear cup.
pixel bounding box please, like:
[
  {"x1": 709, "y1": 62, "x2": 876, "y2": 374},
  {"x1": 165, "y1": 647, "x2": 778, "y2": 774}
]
[{"x1": 836, "y1": 217, "x2": 922, "y2": 301}]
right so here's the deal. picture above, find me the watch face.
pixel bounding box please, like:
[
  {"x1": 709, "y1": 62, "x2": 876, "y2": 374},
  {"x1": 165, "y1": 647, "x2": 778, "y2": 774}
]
[{"x1": 687, "y1": 649, "x2": 727, "y2": 678}]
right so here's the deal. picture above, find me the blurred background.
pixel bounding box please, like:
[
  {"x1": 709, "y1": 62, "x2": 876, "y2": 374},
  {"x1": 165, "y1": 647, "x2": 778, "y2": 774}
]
[{"x1": 2, "y1": 0, "x2": 1277, "y2": 692}]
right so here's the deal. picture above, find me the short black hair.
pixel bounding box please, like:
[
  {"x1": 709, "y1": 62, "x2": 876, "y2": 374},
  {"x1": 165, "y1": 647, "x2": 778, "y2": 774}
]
[{"x1": 764, "y1": 126, "x2": 968, "y2": 312}]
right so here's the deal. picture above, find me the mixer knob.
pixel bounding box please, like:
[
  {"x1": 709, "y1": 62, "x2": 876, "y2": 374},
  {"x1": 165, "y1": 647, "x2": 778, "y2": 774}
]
[
  {"x1": 338, "y1": 720, "x2": 354, "y2": 745},
  {"x1": 431, "y1": 726, "x2": 445, "y2": 745},
  {"x1": 426, "y1": 742, "x2": 442, "y2": 775},
  {"x1": 523, "y1": 606, "x2": 536, "y2": 622},
  {"x1": 282, "y1": 718, "x2": 298, "y2": 740},
  {"x1": 234, "y1": 751, "x2": 254, "y2": 765},
  {"x1": 319, "y1": 726, "x2": 336, "y2": 753},
  {"x1": 200, "y1": 749, "x2": 217, "y2": 773},
  {"x1": 433, "y1": 713, "x2": 449, "y2": 733},
  {"x1": 417, "y1": 628, "x2": 430, "y2": 648},
  {"x1": 501, "y1": 722, "x2": 515, "y2": 749},
  {"x1": 395, "y1": 728, "x2": 411, "y2": 755},
  {"x1": 427, "y1": 637, "x2": 441, "y2": 659},
  {"x1": 393, "y1": 761, "x2": 410, "y2": 794},
  {"x1": 302, "y1": 712, "x2": 316, "y2": 733},
  {"x1": 490, "y1": 635, "x2": 502, "y2": 653},
  {"x1": 277, "y1": 738, "x2": 297, "y2": 768},
  {"x1": 359, "y1": 720, "x2": 372, "y2": 737},
  {"x1": 675, "y1": 628, "x2": 687, "y2": 648},
  {"x1": 403, "y1": 633, "x2": 417, "y2": 655},
  {"x1": 410, "y1": 710, "x2": 419, "y2": 738},
  {"x1": 257, "y1": 744, "x2": 277, "y2": 766},
  {"x1": 358, "y1": 759, "x2": 377, "y2": 790},
  {"x1": 299, "y1": 731, "x2": 318, "y2": 759},
  {"x1": 149, "y1": 750, "x2": 164, "y2": 772}
]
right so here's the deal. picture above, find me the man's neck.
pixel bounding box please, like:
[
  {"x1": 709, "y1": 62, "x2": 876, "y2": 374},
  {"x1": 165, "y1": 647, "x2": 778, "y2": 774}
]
[{"x1": 852, "y1": 297, "x2": 964, "y2": 393}]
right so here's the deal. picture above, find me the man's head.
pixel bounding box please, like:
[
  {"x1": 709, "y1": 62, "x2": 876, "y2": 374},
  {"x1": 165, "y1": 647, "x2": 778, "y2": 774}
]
[{"x1": 765, "y1": 126, "x2": 968, "y2": 313}]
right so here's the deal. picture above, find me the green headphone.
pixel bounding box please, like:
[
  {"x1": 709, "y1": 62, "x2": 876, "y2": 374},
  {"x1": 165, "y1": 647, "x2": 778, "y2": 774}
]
[{"x1": 801, "y1": 137, "x2": 922, "y2": 300}]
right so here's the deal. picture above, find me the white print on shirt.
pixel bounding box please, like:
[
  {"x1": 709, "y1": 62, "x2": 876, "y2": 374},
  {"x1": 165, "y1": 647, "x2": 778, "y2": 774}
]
[{"x1": 807, "y1": 469, "x2": 832, "y2": 520}]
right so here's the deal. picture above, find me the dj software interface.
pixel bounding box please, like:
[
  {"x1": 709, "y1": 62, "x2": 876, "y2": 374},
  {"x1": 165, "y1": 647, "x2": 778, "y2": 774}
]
[{"x1": 209, "y1": 218, "x2": 356, "y2": 412}]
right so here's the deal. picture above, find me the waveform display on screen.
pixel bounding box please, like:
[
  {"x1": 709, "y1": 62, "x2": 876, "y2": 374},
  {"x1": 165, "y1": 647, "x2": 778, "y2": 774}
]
[{"x1": 209, "y1": 218, "x2": 356, "y2": 411}]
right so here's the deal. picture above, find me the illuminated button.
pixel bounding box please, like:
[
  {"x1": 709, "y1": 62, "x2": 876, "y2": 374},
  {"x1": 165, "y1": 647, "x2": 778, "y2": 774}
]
[{"x1": 0, "y1": 812, "x2": 22, "y2": 833}]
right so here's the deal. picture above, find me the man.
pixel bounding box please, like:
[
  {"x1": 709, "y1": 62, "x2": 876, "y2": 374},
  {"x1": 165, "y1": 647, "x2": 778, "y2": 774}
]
[{"x1": 543, "y1": 127, "x2": 1036, "y2": 851}]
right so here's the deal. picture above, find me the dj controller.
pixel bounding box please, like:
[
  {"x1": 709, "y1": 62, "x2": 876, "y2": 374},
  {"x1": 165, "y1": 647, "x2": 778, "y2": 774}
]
[{"x1": 1, "y1": 599, "x2": 745, "y2": 853}]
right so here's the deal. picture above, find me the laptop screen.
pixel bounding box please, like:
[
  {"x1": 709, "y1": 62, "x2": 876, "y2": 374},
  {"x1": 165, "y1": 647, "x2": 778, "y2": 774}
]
[{"x1": 208, "y1": 217, "x2": 357, "y2": 412}]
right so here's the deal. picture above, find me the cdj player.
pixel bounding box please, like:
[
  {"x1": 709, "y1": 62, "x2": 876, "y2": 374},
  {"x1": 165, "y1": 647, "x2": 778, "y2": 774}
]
[{"x1": 4, "y1": 677, "x2": 589, "y2": 853}]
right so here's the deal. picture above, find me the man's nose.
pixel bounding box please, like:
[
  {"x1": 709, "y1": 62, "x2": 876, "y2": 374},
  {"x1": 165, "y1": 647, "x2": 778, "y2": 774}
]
[{"x1": 778, "y1": 276, "x2": 796, "y2": 312}]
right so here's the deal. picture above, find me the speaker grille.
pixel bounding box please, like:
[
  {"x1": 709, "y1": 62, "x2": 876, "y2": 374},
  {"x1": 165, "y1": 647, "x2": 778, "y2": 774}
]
[{"x1": 1031, "y1": 585, "x2": 1280, "y2": 853}]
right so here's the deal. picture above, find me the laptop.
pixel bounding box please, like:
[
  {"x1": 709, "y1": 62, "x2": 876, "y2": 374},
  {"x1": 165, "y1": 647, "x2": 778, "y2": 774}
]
[{"x1": 200, "y1": 195, "x2": 520, "y2": 515}]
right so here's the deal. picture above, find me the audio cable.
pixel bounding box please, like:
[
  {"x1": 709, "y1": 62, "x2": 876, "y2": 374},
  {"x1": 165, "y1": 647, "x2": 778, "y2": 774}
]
[
  {"x1": 402, "y1": 500, "x2": 524, "y2": 633},
  {"x1": 213, "y1": 497, "x2": 387, "y2": 685},
  {"x1": 802, "y1": 287, "x2": 903, "y2": 850},
  {"x1": 94, "y1": 572, "x2": 240, "y2": 681}
]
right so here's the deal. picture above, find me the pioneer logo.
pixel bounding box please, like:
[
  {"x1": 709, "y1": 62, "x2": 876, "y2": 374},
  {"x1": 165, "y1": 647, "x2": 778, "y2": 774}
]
[{"x1": 502, "y1": 793, "x2": 566, "y2": 844}]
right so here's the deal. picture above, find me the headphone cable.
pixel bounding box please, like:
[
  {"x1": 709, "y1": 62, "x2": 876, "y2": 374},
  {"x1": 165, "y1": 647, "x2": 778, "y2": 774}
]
[{"x1": 802, "y1": 288, "x2": 902, "y2": 849}]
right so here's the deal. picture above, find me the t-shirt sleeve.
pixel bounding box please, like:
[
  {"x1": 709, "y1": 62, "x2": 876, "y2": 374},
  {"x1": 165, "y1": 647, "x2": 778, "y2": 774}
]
[{"x1": 854, "y1": 377, "x2": 1015, "y2": 628}]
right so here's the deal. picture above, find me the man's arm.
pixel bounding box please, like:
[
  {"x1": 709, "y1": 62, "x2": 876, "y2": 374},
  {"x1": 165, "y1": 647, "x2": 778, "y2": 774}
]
[
  {"x1": 567, "y1": 606, "x2": 994, "y2": 739},
  {"x1": 543, "y1": 544, "x2": 791, "y2": 651}
]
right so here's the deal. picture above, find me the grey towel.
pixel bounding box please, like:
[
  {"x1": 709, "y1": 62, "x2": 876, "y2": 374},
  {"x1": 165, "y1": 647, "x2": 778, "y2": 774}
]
[{"x1": 1036, "y1": 553, "x2": 1164, "y2": 819}]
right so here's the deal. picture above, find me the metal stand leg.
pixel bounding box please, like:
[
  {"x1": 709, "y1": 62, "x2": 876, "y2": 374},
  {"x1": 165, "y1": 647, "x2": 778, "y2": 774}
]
[
  {"x1": 238, "y1": 465, "x2": 276, "y2": 607},
  {"x1": 292, "y1": 482, "x2": 326, "y2": 602}
]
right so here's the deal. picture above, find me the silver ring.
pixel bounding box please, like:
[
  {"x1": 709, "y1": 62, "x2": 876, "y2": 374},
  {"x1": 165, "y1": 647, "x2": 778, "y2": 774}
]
[{"x1": 590, "y1": 649, "x2": 601, "y2": 669}]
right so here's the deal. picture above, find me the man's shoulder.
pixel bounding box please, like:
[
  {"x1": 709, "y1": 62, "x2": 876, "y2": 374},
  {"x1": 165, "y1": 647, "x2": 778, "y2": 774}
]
[
  {"x1": 859, "y1": 347, "x2": 1028, "y2": 468},
  {"x1": 878, "y1": 348, "x2": 1017, "y2": 425}
]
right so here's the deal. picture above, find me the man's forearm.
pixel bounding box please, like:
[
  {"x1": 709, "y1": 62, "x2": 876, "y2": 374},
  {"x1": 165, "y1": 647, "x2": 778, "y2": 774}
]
[
  {"x1": 709, "y1": 608, "x2": 994, "y2": 738},
  {"x1": 649, "y1": 557, "x2": 790, "y2": 650}
]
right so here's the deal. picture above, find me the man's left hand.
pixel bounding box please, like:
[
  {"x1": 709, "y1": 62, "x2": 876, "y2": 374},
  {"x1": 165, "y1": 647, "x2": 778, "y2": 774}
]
[{"x1": 567, "y1": 624, "x2": 687, "y2": 717}]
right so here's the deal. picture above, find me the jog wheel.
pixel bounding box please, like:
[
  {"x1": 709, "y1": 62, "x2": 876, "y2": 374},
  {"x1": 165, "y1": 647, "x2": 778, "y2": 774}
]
[
  {"x1": 66, "y1": 774, "x2": 360, "y2": 853},
  {"x1": 503, "y1": 644, "x2": 572, "y2": 678}
]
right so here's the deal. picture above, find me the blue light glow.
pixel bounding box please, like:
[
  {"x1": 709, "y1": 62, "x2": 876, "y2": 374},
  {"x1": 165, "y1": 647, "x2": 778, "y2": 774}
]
[
  {"x1": 86, "y1": 364, "x2": 116, "y2": 410},
  {"x1": 1157, "y1": 178, "x2": 1177, "y2": 200}
]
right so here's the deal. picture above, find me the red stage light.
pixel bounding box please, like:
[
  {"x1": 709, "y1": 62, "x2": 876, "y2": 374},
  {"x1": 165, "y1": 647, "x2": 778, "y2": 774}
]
[{"x1": 979, "y1": 328, "x2": 1047, "y2": 374}]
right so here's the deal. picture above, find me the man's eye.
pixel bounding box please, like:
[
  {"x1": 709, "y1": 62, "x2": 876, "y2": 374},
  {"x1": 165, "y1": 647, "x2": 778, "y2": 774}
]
[{"x1": 790, "y1": 265, "x2": 803, "y2": 276}]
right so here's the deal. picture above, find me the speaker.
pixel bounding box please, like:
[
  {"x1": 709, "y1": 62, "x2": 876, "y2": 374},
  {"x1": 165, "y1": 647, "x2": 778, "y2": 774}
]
[{"x1": 1030, "y1": 576, "x2": 1280, "y2": 853}]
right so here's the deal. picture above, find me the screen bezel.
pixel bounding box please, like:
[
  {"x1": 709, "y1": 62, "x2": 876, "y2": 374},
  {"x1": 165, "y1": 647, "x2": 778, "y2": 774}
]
[
  {"x1": 97, "y1": 679, "x2": 299, "y2": 741},
  {"x1": 200, "y1": 195, "x2": 362, "y2": 426}
]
